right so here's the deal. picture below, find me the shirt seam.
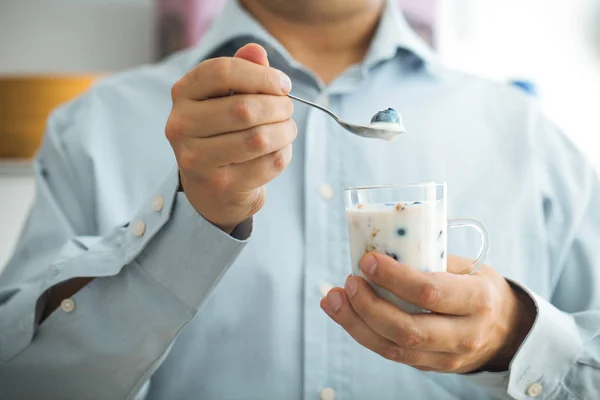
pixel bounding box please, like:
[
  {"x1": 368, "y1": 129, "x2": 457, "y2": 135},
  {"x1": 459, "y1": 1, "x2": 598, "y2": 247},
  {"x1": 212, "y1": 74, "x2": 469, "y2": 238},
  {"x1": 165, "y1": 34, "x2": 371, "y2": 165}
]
[
  {"x1": 558, "y1": 382, "x2": 584, "y2": 400},
  {"x1": 125, "y1": 258, "x2": 235, "y2": 399},
  {"x1": 133, "y1": 260, "x2": 196, "y2": 315},
  {"x1": 123, "y1": 264, "x2": 195, "y2": 400}
]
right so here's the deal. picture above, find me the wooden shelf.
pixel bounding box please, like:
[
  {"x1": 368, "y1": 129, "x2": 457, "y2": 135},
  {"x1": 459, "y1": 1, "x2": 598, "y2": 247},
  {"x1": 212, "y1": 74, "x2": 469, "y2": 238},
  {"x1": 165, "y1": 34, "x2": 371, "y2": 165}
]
[{"x1": 0, "y1": 75, "x2": 100, "y2": 159}]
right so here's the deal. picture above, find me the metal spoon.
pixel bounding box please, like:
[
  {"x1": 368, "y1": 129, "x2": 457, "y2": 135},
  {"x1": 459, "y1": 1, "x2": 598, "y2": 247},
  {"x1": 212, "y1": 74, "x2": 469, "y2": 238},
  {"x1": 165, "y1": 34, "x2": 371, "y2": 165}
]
[{"x1": 287, "y1": 93, "x2": 406, "y2": 141}]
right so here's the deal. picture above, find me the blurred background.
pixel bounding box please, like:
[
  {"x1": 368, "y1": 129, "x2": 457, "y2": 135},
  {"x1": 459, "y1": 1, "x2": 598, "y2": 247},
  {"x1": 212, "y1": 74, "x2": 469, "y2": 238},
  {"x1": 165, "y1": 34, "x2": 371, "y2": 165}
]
[{"x1": 1, "y1": 0, "x2": 599, "y2": 268}]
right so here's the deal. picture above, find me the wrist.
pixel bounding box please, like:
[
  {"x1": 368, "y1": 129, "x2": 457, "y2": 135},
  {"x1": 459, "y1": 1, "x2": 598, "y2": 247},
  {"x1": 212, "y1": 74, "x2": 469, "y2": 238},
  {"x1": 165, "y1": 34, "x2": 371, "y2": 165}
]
[{"x1": 487, "y1": 285, "x2": 536, "y2": 371}]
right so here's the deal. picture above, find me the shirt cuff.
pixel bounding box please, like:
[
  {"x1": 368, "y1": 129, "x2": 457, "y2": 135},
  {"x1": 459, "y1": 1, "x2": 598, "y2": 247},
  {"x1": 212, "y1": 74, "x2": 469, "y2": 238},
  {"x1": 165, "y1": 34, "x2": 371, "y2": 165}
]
[
  {"x1": 134, "y1": 184, "x2": 251, "y2": 310},
  {"x1": 0, "y1": 165, "x2": 250, "y2": 361},
  {"x1": 505, "y1": 279, "x2": 582, "y2": 399},
  {"x1": 464, "y1": 279, "x2": 582, "y2": 399}
]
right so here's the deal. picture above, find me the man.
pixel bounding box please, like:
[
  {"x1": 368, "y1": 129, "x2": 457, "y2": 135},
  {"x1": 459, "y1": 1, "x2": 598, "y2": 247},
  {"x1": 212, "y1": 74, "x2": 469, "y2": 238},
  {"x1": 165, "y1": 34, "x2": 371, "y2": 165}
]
[{"x1": 0, "y1": 0, "x2": 598, "y2": 399}]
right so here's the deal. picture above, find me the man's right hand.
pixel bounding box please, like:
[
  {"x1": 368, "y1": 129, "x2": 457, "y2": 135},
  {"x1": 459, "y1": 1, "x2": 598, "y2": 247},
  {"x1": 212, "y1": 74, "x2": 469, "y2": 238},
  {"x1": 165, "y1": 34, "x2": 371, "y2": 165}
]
[{"x1": 166, "y1": 44, "x2": 296, "y2": 233}]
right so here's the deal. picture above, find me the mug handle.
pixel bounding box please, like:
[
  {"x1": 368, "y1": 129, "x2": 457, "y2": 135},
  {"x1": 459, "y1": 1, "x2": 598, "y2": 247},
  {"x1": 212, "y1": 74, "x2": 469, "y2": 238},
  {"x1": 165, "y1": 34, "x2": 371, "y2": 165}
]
[{"x1": 447, "y1": 218, "x2": 490, "y2": 275}]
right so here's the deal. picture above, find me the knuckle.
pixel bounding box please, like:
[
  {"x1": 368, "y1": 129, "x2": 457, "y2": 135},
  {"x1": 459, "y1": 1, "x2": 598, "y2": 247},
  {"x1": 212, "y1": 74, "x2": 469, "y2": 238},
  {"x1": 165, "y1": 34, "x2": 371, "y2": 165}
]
[
  {"x1": 165, "y1": 114, "x2": 189, "y2": 142},
  {"x1": 441, "y1": 358, "x2": 462, "y2": 372},
  {"x1": 458, "y1": 334, "x2": 484, "y2": 353},
  {"x1": 271, "y1": 149, "x2": 288, "y2": 172},
  {"x1": 245, "y1": 126, "x2": 270, "y2": 153},
  {"x1": 398, "y1": 329, "x2": 424, "y2": 348},
  {"x1": 233, "y1": 100, "x2": 256, "y2": 125},
  {"x1": 178, "y1": 148, "x2": 199, "y2": 171},
  {"x1": 419, "y1": 282, "x2": 443, "y2": 309},
  {"x1": 170, "y1": 79, "x2": 185, "y2": 100}
]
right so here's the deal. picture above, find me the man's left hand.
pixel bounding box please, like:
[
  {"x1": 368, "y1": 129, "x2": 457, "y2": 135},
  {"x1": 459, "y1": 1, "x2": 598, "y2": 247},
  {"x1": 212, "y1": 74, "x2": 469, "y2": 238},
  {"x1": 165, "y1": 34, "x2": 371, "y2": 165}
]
[{"x1": 320, "y1": 253, "x2": 536, "y2": 373}]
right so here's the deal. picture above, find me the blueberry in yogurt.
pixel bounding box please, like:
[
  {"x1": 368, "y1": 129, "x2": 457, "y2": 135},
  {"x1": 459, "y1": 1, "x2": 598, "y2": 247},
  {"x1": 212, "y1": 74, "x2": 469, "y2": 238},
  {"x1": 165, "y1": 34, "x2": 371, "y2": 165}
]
[
  {"x1": 369, "y1": 108, "x2": 405, "y2": 135},
  {"x1": 371, "y1": 108, "x2": 402, "y2": 124}
]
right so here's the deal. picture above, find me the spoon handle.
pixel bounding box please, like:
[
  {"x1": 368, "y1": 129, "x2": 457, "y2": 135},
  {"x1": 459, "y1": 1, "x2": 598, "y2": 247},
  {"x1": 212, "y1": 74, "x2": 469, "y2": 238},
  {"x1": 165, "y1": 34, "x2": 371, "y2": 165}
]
[{"x1": 287, "y1": 94, "x2": 339, "y2": 122}]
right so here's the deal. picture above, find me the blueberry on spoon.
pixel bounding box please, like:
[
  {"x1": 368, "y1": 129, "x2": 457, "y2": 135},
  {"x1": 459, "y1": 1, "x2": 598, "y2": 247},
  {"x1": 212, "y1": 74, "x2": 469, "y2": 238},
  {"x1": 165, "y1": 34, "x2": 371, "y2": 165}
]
[{"x1": 370, "y1": 108, "x2": 405, "y2": 137}]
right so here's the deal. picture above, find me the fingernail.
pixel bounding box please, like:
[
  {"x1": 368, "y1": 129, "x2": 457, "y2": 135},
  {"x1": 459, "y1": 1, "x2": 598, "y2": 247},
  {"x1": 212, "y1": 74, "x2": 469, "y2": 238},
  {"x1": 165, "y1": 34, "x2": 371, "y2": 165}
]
[
  {"x1": 327, "y1": 291, "x2": 342, "y2": 313},
  {"x1": 361, "y1": 254, "x2": 378, "y2": 275},
  {"x1": 345, "y1": 277, "x2": 357, "y2": 298},
  {"x1": 280, "y1": 72, "x2": 292, "y2": 93}
]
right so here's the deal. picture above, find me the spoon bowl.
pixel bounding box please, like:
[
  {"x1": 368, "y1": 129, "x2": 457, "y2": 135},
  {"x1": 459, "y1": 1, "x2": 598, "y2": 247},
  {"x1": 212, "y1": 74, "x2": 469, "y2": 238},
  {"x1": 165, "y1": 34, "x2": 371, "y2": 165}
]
[{"x1": 287, "y1": 93, "x2": 406, "y2": 141}]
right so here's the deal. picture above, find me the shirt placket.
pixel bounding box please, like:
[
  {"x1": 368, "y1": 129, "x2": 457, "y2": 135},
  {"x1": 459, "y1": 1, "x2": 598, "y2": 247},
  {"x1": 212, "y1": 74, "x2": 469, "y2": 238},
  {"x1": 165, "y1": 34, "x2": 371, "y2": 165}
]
[{"x1": 302, "y1": 89, "x2": 353, "y2": 400}]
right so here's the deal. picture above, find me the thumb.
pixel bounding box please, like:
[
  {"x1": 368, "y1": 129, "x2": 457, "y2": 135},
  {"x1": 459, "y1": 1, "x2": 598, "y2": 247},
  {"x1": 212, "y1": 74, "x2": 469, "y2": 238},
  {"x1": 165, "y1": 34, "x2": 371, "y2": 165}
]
[{"x1": 233, "y1": 43, "x2": 270, "y2": 67}]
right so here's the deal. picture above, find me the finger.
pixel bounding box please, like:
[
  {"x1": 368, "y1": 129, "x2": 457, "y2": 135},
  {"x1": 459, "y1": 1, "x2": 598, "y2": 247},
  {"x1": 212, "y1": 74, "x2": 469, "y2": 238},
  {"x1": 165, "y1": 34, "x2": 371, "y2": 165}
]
[
  {"x1": 345, "y1": 276, "x2": 486, "y2": 354},
  {"x1": 186, "y1": 119, "x2": 297, "y2": 167},
  {"x1": 173, "y1": 57, "x2": 291, "y2": 100},
  {"x1": 320, "y1": 289, "x2": 428, "y2": 367},
  {"x1": 169, "y1": 95, "x2": 293, "y2": 139},
  {"x1": 228, "y1": 144, "x2": 293, "y2": 190},
  {"x1": 360, "y1": 253, "x2": 493, "y2": 315},
  {"x1": 322, "y1": 288, "x2": 470, "y2": 372},
  {"x1": 234, "y1": 43, "x2": 269, "y2": 67}
]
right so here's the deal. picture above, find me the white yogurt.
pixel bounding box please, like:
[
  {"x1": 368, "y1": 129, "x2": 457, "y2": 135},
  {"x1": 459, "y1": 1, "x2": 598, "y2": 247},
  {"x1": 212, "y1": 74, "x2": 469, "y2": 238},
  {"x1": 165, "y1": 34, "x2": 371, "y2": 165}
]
[
  {"x1": 368, "y1": 121, "x2": 406, "y2": 141},
  {"x1": 346, "y1": 201, "x2": 447, "y2": 313},
  {"x1": 369, "y1": 121, "x2": 405, "y2": 132}
]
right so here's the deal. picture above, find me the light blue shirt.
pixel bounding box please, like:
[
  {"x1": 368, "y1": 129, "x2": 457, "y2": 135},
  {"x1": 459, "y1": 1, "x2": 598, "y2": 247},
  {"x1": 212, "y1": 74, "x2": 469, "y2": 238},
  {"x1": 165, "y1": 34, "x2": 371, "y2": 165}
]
[{"x1": 1, "y1": 1, "x2": 599, "y2": 399}]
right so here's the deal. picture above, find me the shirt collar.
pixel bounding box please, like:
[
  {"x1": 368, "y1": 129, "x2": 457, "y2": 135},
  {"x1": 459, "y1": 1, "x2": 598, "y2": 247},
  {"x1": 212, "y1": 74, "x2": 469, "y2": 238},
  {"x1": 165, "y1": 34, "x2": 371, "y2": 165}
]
[
  {"x1": 187, "y1": 0, "x2": 438, "y2": 75},
  {"x1": 363, "y1": 0, "x2": 436, "y2": 69}
]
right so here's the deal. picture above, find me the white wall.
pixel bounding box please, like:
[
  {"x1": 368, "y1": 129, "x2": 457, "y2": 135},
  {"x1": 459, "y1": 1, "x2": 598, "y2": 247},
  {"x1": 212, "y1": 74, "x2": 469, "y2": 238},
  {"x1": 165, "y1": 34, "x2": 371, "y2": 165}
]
[
  {"x1": 0, "y1": 0, "x2": 155, "y2": 74},
  {"x1": 437, "y1": 0, "x2": 600, "y2": 171},
  {"x1": 0, "y1": 164, "x2": 35, "y2": 269}
]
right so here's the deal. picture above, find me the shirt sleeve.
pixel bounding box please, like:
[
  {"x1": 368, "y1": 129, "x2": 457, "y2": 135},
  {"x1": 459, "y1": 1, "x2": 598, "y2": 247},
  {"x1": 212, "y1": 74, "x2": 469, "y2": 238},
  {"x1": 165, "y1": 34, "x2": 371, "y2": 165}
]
[
  {"x1": 0, "y1": 97, "x2": 251, "y2": 399},
  {"x1": 465, "y1": 107, "x2": 600, "y2": 400}
]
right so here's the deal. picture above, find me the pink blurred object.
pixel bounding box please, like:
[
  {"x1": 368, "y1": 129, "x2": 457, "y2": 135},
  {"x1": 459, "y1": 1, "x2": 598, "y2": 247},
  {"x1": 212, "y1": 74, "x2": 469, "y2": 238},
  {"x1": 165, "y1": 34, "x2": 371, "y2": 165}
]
[
  {"x1": 156, "y1": 0, "x2": 227, "y2": 59},
  {"x1": 397, "y1": 0, "x2": 439, "y2": 47},
  {"x1": 398, "y1": 0, "x2": 437, "y2": 25},
  {"x1": 156, "y1": 0, "x2": 438, "y2": 59}
]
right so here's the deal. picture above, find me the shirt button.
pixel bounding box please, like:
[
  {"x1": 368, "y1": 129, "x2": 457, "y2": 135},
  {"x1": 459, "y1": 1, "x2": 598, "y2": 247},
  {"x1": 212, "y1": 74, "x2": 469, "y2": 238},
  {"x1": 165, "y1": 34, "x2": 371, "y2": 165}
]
[
  {"x1": 320, "y1": 387, "x2": 336, "y2": 400},
  {"x1": 60, "y1": 299, "x2": 75, "y2": 313},
  {"x1": 319, "y1": 282, "x2": 334, "y2": 297},
  {"x1": 319, "y1": 184, "x2": 334, "y2": 200},
  {"x1": 526, "y1": 382, "x2": 543, "y2": 397},
  {"x1": 132, "y1": 221, "x2": 146, "y2": 237},
  {"x1": 152, "y1": 195, "x2": 165, "y2": 212}
]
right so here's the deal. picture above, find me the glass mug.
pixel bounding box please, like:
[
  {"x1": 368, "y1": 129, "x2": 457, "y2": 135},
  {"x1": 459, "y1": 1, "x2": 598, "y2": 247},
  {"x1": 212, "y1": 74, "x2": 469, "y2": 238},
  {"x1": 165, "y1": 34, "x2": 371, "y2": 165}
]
[{"x1": 344, "y1": 182, "x2": 489, "y2": 314}]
